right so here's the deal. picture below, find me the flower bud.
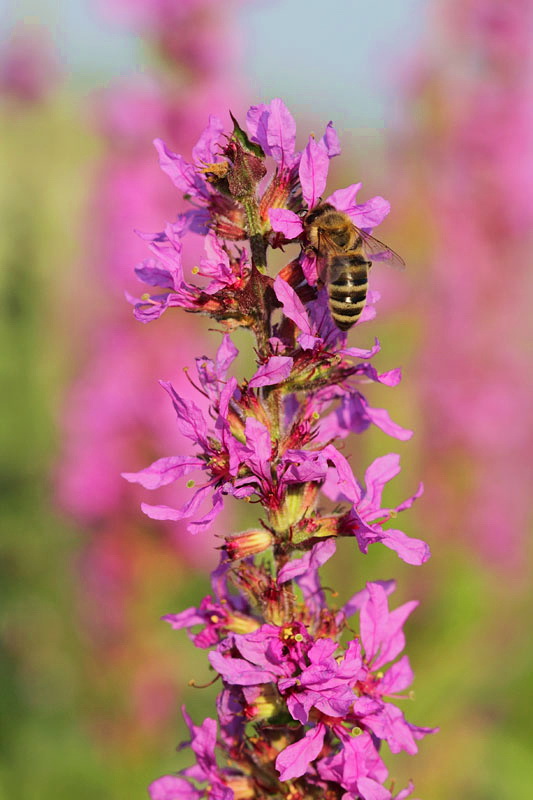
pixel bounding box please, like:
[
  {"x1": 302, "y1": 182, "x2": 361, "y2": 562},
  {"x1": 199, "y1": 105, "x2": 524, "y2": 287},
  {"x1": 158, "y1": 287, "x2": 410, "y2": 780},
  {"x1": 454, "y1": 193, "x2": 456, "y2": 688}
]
[
  {"x1": 225, "y1": 612, "x2": 260, "y2": 636},
  {"x1": 224, "y1": 139, "x2": 267, "y2": 199},
  {"x1": 271, "y1": 484, "x2": 320, "y2": 533},
  {"x1": 259, "y1": 169, "x2": 291, "y2": 221},
  {"x1": 227, "y1": 408, "x2": 246, "y2": 443},
  {"x1": 224, "y1": 529, "x2": 273, "y2": 560},
  {"x1": 244, "y1": 686, "x2": 279, "y2": 722}
]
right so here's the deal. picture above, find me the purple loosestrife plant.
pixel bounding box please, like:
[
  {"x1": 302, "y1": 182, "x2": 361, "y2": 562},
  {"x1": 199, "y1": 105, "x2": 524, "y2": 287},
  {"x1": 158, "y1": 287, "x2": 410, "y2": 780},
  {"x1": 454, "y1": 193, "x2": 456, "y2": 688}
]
[{"x1": 125, "y1": 99, "x2": 436, "y2": 799}]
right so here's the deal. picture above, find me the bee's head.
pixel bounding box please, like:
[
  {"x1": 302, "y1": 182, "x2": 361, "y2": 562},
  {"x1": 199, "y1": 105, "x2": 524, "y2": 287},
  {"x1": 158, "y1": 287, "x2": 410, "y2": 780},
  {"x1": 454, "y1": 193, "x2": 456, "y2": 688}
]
[{"x1": 303, "y1": 202, "x2": 334, "y2": 226}]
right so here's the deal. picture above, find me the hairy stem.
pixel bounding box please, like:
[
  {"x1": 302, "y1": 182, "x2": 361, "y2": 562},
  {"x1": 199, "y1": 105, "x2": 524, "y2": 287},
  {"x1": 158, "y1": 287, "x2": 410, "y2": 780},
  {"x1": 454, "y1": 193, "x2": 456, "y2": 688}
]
[{"x1": 242, "y1": 196, "x2": 267, "y2": 272}]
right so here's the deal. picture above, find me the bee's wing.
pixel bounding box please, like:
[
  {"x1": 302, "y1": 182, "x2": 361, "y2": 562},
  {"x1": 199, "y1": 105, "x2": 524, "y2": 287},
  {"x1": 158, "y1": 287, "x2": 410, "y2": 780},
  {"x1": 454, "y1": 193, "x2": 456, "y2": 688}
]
[
  {"x1": 314, "y1": 229, "x2": 339, "y2": 283},
  {"x1": 358, "y1": 229, "x2": 406, "y2": 271},
  {"x1": 316, "y1": 228, "x2": 340, "y2": 253}
]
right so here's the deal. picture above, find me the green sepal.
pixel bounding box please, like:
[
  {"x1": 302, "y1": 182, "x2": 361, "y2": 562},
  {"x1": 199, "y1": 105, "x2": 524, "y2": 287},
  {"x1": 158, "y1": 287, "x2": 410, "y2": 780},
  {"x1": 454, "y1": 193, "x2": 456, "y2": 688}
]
[
  {"x1": 230, "y1": 111, "x2": 265, "y2": 158},
  {"x1": 291, "y1": 528, "x2": 334, "y2": 545}
]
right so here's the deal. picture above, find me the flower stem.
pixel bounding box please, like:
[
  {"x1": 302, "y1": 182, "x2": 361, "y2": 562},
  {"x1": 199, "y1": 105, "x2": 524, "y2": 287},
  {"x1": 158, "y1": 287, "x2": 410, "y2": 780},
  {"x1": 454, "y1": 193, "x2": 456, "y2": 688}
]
[{"x1": 242, "y1": 197, "x2": 267, "y2": 272}]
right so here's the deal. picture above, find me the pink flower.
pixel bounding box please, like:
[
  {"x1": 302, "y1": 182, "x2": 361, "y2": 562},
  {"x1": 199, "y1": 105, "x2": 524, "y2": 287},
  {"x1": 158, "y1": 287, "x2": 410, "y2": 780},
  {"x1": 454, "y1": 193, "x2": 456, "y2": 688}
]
[{"x1": 124, "y1": 102, "x2": 435, "y2": 799}]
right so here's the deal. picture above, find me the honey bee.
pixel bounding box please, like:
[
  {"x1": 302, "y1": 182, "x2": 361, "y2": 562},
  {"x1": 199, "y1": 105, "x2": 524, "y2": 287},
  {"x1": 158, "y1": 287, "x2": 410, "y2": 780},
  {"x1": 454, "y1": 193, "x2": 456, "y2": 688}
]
[{"x1": 304, "y1": 203, "x2": 405, "y2": 331}]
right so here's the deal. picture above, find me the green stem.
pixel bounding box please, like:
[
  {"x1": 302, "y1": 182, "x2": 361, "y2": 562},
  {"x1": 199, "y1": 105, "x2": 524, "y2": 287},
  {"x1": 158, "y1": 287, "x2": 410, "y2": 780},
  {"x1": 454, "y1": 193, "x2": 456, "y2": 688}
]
[
  {"x1": 241, "y1": 196, "x2": 294, "y2": 612},
  {"x1": 242, "y1": 196, "x2": 267, "y2": 272}
]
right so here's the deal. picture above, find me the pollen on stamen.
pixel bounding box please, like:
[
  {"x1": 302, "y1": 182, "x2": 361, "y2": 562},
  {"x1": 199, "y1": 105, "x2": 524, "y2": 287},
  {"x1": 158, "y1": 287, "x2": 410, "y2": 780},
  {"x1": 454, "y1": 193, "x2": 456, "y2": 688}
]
[{"x1": 186, "y1": 480, "x2": 195, "y2": 488}]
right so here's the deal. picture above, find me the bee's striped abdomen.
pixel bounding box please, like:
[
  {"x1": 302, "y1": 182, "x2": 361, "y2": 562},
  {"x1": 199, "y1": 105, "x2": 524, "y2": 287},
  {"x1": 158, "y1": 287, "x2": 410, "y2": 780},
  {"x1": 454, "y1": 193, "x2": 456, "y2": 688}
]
[{"x1": 327, "y1": 253, "x2": 369, "y2": 331}]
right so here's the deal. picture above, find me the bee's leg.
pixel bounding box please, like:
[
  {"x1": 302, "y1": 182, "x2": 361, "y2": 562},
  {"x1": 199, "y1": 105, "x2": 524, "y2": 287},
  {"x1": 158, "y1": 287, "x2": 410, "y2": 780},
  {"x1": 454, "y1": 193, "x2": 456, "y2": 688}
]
[{"x1": 368, "y1": 260, "x2": 373, "y2": 270}]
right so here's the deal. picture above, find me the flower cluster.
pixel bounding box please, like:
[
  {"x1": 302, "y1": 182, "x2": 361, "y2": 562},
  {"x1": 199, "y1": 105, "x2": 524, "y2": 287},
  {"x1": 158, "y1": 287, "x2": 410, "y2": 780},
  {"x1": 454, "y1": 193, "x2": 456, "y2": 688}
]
[{"x1": 126, "y1": 99, "x2": 436, "y2": 798}]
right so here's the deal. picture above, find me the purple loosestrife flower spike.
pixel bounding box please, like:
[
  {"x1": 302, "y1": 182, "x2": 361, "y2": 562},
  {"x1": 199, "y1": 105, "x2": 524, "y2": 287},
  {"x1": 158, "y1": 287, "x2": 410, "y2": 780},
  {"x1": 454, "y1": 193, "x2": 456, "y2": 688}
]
[{"x1": 125, "y1": 102, "x2": 437, "y2": 799}]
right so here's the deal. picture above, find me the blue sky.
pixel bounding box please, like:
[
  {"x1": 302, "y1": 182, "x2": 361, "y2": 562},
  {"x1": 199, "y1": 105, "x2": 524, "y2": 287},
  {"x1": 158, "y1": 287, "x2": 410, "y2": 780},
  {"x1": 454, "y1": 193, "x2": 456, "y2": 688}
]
[{"x1": 3, "y1": 0, "x2": 428, "y2": 127}]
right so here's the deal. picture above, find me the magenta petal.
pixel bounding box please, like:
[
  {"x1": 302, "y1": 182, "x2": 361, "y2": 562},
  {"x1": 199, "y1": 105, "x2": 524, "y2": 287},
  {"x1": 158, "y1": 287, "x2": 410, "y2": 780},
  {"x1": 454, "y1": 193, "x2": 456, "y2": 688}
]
[
  {"x1": 273, "y1": 275, "x2": 312, "y2": 334},
  {"x1": 216, "y1": 334, "x2": 239, "y2": 376},
  {"x1": 363, "y1": 402, "x2": 413, "y2": 441},
  {"x1": 340, "y1": 338, "x2": 381, "y2": 359},
  {"x1": 278, "y1": 539, "x2": 336, "y2": 584},
  {"x1": 153, "y1": 138, "x2": 190, "y2": 190},
  {"x1": 392, "y1": 782, "x2": 415, "y2": 800},
  {"x1": 396, "y1": 482, "x2": 424, "y2": 512},
  {"x1": 153, "y1": 138, "x2": 208, "y2": 200},
  {"x1": 266, "y1": 97, "x2": 296, "y2": 165},
  {"x1": 247, "y1": 99, "x2": 297, "y2": 165},
  {"x1": 322, "y1": 444, "x2": 362, "y2": 504},
  {"x1": 187, "y1": 489, "x2": 224, "y2": 534},
  {"x1": 365, "y1": 702, "x2": 418, "y2": 755},
  {"x1": 326, "y1": 183, "x2": 362, "y2": 212},
  {"x1": 249, "y1": 356, "x2": 293, "y2": 388},
  {"x1": 282, "y1": 449, "x2": 329, "y2": 482},
  {"x1": 375, "y1": 367, "x2": 402, "y2": 387},
  {"x1": 140, "y1": 481, "x2": 213, "y2": 524},
  {"x1": 218, "y1": 376, "x2": 238, "y2": 422},
  {"x1": 409, "y1": 722, "x2": 439, "y2": 740},
  {"x1": 286, "y1": 692, "x2": 316, "y2": 724},
  {"x1": 357, "y1": 776, "x2": 392, "y2": 800},
  {"x1": 352, "y1": 696, "x2": 384, "y2": 717},
  {"x1": 203, "y1": 243, "x2": 229, "y2": 274},
  {"x1": 349, "y1": 196, "x2": 391, "y2": 229},
  {"x1": 360, "y1": 582, "x2": 390, "y2": 663},
  {"x1": 300, "y1": 251, "x2": 319, "y2": 285},
  {"x1": 269, "y1": 208, "x2": 303, "y2": 239},
  {"x1": 342, "y1": 580, "x2": 396, "y2": 619},
  {"x1": 359, "y1": 302, "x2": 377, "y2": 324},
  {"x1": 189, "y1": 715, "x2": 218, "y2": 761},
  {"x1": 192, "y1": 115, "x2": 224, "y2": 165},
  {"x1": 141, "y1": 502, "x2": 190, "y2": 521},
  {"x1": 162, "y1": 607, "x2": 205, "y2": 630},
  {"x1": 275, "y1": 723, "x2": 326, "y2": 781},
  {"x1": 121, "y1": 455, "x2": 202, "y2": 490},
  {"x1": 307, "y1": 637, "x2": 338, "y2": 664},
  {"x1": 374, "y1": 600, "x2": 418, "y2": 669},
  {"x1": 380, "y1": 529, "x2": 431, "y2": 565},
  {"x1": 208, "y1": 651, "x2": 275, "y2": 685},
  {"x1": 318, "y1": 397, "x2": 362, "y2": 442},
  {"x1": 159, "y1": 380, "x2": 209, "y2": 445},
  {"x1": 299, "y1": 135, "x2": 329, "y2": 209},
  {"x1": 319, "y1": 121, "x2": 341, "y2": 157},
  {"x1": 379, "y1": 655, "x2": 414, "y2": 695},
  {"x1": 193, "y1": 627, "x2": 220, "y2": 649},
  {"x1": 245, "y1": 103, "x2": 269, "y2": 149},
  {"x1": 148, "y1": 776, "x2": 201, "y2": 800},
  {"x1": 364, "y1": 454, "x2": 401, "y2": 509},
  {"x1": 298, "y1": 333, "x2": 321, "y2": 351},
  {"x1": 244, "y1": 417, "x2": 272, "y2": 466},
  {"x1": 233, "y1": 625, "x2": 278, "y2": 666},
  {"x1": 135, "y1": 257, "x2": 180, "y2": 290}
]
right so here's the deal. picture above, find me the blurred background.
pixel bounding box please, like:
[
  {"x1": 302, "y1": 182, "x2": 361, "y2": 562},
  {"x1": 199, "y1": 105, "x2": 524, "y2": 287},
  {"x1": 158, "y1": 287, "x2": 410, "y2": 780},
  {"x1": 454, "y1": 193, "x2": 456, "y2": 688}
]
[{"x1": 1, "y1": 0, "x2": 532, "y2": 798}]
